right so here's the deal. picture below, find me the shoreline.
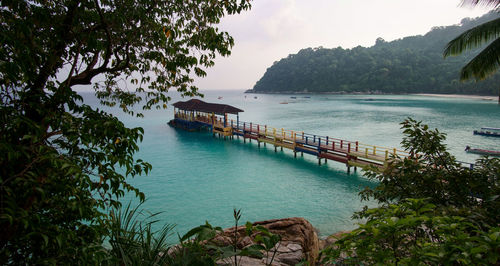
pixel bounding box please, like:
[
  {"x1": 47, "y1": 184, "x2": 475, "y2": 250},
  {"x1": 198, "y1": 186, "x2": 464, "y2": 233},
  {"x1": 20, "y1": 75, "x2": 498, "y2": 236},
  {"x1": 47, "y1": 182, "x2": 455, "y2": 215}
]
[
  {"x1": 413, "y1": 93, "x2": 497, "y2": 101},
  {"x1": 245, "y1": 90, "x2": 498, "y2": 101}
]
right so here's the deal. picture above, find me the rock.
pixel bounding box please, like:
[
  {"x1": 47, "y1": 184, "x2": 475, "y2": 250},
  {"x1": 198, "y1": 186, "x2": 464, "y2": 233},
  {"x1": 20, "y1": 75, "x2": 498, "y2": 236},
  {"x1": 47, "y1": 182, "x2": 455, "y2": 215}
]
[
  {"x1": 218, "y1": 256, "x2": 264, "y2": 266},
  {"x1": 253, "y1": 217, "x2": 320, "y2": 263},
  {"x1": 287, "y1": 243, "x2": 302, "y2": 252},
  {"x1": 318, "y1": 230, "x2": 353, "y2": 265},
  {"x1": 277, "y1": 249, "x2": 303, "y2": 265},
  {"x1": 318, "y1": 230, "x2": 350, "y2": 250},
  {"x1": 217, "y1": 217, "x2": 319, "y2": 265},
  {"x1": 240, "y1": 236, "x2": 254, "y2": 248}
]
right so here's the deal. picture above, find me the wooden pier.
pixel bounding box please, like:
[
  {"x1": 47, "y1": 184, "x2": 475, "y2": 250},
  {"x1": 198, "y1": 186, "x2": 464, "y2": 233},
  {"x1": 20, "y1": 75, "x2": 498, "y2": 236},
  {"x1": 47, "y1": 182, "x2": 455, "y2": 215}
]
[{"x1": 169, "y1": 99, "x2": 410, "y2": 172}]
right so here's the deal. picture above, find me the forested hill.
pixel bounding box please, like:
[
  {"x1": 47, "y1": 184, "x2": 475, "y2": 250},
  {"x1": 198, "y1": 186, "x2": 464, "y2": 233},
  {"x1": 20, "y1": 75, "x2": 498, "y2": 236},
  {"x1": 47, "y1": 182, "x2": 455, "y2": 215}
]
[{"x1": 250, "y1": 12, "x2": 500, "y2": 95}]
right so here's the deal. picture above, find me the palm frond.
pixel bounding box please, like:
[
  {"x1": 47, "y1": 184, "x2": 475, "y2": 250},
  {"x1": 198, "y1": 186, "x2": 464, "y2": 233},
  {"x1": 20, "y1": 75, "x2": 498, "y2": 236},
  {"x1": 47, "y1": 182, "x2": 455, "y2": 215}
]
[
  {"x1": 460, "y1": 0, "x2": 500, "y2": 7},
  {"x1": 107, "y1": 202, "x2": 175, "y2": 265},
  {"x1": 460, "y1": 37, "x2": 500, "y2": 80},
  {"x1": 444, "y1": 17, "x2": 500, "y2": 57}
]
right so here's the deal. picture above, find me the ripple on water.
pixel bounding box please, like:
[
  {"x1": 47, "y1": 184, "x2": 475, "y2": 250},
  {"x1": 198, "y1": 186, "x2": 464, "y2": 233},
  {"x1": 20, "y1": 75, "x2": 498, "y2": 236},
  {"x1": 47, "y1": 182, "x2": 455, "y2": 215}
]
[{"x1": 84, "y1": 91, "x2": 500, "y2": 238}]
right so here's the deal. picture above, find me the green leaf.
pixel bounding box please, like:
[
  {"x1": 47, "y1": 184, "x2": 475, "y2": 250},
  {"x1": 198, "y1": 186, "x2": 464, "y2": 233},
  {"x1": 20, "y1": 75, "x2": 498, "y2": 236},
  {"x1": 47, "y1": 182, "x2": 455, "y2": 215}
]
[{"x1": 240, "y1": 245, "x2": 265, "y2": 258}]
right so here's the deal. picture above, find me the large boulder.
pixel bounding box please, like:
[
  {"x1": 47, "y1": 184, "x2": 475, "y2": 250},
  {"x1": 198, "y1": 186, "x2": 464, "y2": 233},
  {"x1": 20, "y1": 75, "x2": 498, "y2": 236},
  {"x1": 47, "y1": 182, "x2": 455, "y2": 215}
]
[{"x1": 215, "y1": 217, "x2": 319, "y2": 265}]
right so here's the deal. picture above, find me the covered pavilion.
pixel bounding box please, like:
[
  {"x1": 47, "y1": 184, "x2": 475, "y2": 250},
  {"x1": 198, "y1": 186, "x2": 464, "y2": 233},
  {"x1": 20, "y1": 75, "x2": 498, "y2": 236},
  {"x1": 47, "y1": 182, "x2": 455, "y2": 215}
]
[{"x1": 171, "y1": 99, "x2": 243, "y2": 135}]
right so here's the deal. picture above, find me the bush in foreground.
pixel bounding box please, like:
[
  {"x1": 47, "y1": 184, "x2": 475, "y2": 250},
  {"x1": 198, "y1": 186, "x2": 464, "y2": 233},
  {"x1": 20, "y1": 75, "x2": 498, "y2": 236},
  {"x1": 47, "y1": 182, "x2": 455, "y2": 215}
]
[{"x1": 322, "y1": 118, "x2": 500, "y2": 265}]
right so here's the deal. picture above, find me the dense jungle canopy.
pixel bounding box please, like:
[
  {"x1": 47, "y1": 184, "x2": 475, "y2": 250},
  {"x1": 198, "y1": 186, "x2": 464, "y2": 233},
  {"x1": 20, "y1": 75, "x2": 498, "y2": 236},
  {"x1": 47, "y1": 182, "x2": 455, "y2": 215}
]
[{"x1": 251, "y1": 12, "x2": 500, "y2": 95}]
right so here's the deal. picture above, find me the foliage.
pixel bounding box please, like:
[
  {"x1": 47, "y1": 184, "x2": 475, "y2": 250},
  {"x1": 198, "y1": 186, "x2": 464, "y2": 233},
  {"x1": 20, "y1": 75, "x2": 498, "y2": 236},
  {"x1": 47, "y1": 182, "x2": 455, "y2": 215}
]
[
  {"x1": 169, "y1": 209, "x2": 281, "y2": 266},
  {"x1": 444, "y1": 0, "x2": 500, "y2": 103},
  {"x1": 251, "y1": 12, "x2": 500, "y2": 95},
  {"x1": 0, "y1": 0, "x2": 250, "y2": 264},
  {"x1": 360, "y1": 118, "x2": 500, "y2": 224},
  {"x1": 361, "y1": 118, "x2": 500, "y2": 218},
  {"x1": 322, "y1": 198, "x2": 500, "y2": 265},
  {"x1": 444, "y1": 15, "x2": 500, "y2": 81},
  {"x1": 321, "y1": 119, "x2": 500, "y2": 265},
  {"x1": 168, "y1": 221, "x2": 222, "y2": 266},
  {"x1": 460, "y1": 0, "x2": 500, "y2": 7},
  {"x1": 106, "y1": 202, "x2": 175, "y2": 265},
  {"x1": 246, "y1": 222, "x2": 282, "y2": 266}
]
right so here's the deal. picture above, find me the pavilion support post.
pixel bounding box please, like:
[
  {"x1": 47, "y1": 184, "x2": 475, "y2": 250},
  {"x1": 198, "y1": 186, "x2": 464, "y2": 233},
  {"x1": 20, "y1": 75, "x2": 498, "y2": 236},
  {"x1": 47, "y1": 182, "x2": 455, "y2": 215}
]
[{"x1": 237, "y1": 114, "x2": 239, "y2": 134}]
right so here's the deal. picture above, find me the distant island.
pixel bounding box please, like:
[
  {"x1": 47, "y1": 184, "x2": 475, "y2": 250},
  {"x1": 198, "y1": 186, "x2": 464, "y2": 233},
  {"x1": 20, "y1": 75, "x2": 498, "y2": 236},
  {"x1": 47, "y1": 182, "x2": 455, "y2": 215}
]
[{"x1": 247, "y1": 12, "x2": 500, "y2": 95}]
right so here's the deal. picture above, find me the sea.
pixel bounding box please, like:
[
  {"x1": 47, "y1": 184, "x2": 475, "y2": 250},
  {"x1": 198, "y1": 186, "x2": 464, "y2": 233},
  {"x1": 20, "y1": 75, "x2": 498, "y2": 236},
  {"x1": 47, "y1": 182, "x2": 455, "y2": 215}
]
[{"x1": 81, "y1": 90, "x2": 500, "y2": 239}]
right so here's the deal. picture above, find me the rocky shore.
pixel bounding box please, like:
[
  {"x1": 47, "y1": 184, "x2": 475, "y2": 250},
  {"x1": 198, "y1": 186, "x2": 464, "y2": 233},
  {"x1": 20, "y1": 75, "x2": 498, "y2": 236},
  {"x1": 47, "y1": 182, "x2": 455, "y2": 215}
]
[{"x1": 212, "y1": 217, "x2": 348, "y2": 266}]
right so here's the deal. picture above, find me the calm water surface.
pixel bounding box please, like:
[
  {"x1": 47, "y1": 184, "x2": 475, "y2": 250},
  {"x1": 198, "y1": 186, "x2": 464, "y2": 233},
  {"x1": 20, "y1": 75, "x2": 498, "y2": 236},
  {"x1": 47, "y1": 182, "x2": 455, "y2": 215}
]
[{"x1": 83, "y1": 90, "x2": 500, "y2": 238}]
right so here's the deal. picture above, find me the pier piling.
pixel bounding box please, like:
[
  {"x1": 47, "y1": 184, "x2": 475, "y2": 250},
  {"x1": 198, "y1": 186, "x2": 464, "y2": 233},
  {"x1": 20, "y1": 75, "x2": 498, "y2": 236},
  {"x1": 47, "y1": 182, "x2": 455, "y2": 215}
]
[{"x1": 171, "y1": 99, "x2": 409, "y2": 174}]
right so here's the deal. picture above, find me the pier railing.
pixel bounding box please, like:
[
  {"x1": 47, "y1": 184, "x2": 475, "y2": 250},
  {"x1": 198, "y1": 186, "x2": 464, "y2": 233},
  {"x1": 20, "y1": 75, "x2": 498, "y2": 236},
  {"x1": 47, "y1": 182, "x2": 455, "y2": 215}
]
[
  {"x1": 229, "y1": 120, "x2": 410, "y2": 161},
  {"x1": 173, "y1": 113, "x2": 414, "y2": 170},
  {"x1": 172, "y1": 112, "x2": 478, "y2": 171}
]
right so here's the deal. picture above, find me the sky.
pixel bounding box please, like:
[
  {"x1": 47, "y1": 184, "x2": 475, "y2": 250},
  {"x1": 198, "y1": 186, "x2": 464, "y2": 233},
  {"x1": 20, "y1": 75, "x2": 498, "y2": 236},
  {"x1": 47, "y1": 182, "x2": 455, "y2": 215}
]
[{"x1": 193, "y1": 0, "x2": 490, "y2": 91}]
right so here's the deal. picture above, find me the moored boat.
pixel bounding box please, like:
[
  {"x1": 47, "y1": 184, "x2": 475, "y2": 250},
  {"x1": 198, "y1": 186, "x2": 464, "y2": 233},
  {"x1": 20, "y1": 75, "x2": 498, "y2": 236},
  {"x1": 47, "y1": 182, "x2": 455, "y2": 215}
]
[
  {"x1": 465, "y1": 146, "x2": 500, "y2": 157},
  {"x1": 473, "y1": 127, "x2": 500, "y2": 137}
]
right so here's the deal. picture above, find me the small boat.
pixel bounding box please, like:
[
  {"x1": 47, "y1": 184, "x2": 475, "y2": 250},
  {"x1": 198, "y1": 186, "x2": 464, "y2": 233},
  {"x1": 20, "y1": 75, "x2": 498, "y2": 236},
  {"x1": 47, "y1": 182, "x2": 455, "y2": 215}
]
[
  {"x1": 217, "y1": 96, "x2": 223, "y2": 100},
  {"x1": 280, "y1": 101, "x2": 288, "y2": 104},
  {"x1": 465, "y1": 146, "x2": 500, "y2": 157},
  {"x1": 473, "y1": 127, "x2": 500, "y2": 137},
  {"x1": 254, "y1": 96, "x2": 257, "y2": 99},
  {"x1": 290, "y1": 96, "x2": 297, "y2": 99}
]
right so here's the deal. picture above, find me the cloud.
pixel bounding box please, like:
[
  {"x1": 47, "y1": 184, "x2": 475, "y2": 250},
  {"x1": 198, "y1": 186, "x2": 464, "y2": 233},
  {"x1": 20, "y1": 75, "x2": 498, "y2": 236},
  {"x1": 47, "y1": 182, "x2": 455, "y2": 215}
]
[{"x1": 194, "y1": 0, "x2": 490, "y2": 91}]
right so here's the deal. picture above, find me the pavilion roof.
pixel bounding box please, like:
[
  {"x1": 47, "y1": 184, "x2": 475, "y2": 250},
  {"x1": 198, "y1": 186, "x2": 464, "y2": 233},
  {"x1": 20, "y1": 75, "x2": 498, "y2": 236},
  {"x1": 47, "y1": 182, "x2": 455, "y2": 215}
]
[{"x1": 172, "y1": 99, "x2": 243, "y2": 115}]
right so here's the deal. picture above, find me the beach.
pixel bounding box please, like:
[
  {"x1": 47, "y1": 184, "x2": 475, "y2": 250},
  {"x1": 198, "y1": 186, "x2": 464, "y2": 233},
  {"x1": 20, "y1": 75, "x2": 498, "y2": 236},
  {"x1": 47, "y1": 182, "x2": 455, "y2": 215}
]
[{"x1": 414, "y1": 93, "x2": 497, "y2": 101}]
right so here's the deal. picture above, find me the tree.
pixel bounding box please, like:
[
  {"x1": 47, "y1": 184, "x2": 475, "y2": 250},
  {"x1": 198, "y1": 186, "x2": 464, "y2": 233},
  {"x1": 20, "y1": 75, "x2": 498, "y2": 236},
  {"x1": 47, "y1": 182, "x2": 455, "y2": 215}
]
[
  {"x1": 0, "y1": 0, "x2": 251, "y2": 264},
  {"x1": 251, "y1": 11, "x2": 500, "y2": 96},
  {"x1": 321, "y1": 118, "x2": 500, "y2": 264},
  {"x1": 444, "y1": 0, "x2": 500, "y2": 103}
]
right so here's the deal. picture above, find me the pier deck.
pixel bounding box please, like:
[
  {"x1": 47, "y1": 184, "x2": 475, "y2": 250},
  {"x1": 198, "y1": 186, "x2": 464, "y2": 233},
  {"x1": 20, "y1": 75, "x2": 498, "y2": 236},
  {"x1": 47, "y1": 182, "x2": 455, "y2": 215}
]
[{"x1": 169, "y1": 99, "x2": 410, "y2": 172}]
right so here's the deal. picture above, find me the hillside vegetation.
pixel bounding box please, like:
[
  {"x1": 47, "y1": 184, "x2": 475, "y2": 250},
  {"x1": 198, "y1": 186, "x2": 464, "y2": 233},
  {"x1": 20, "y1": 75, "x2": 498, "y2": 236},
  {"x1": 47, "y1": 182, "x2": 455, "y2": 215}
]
[{"x1": 250, "y1": 12, "x2": 500, "y2": 95}]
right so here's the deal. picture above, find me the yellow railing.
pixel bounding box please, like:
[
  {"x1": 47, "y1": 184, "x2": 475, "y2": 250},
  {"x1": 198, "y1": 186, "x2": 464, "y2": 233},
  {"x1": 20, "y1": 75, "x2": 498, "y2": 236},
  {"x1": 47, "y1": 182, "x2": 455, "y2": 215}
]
[
  {"x1": 229, "y1": 121, "x2": 409, "y2": 162},
  {"x1": 176, "y1": 115, "x2": 409, "y2": 163}
]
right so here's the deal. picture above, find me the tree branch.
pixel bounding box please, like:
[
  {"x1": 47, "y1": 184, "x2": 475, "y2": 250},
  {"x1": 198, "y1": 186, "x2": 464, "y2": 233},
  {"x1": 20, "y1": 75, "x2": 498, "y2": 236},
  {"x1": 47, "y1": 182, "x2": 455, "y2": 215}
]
[
  {"x1": 65, "y1": 0, "x2": 117, "y2": 87},
  {"x1": 30, "y1": 0, "x2": 81, "y2": 92},
  {"x1": 64, "y1": 43, "x2": 82, "y2": 87}
]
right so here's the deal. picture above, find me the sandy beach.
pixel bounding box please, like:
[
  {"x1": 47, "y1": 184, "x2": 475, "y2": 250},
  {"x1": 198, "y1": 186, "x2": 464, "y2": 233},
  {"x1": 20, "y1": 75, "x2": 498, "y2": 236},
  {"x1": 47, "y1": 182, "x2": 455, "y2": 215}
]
[{"x1": 414, "y1": 93, "x2": 497, "y2": 101}]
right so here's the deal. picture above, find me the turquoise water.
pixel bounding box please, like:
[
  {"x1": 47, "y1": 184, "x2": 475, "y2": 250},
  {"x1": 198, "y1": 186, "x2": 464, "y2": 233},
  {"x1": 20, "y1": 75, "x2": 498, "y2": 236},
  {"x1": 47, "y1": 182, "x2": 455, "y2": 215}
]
[{"x1": 82, "y1": 91, "x2": 500, "y2": 238}]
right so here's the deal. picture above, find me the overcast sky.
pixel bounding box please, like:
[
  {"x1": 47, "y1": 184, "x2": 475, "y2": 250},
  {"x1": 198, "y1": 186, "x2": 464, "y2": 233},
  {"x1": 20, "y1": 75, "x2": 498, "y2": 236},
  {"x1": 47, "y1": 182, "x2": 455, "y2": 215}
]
[{"x1": 193, "y1": 0, "x2": 490, "y2": 91}]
